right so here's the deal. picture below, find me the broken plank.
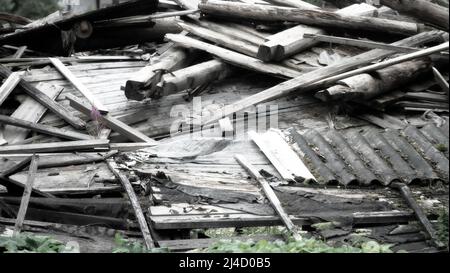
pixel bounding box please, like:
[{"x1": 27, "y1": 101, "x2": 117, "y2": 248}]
[
  {"x1": 2, "y1": 82, "x2": 64, "y2": 145},
  {"x1": 165, "y1": 34, "x2": 302, "y2": 79},
  {"x1": 1, "y1": 156, "x2": 32, "y2": 177},
  {"x1": 0, "y1": 66, "x2": 86, "y2": 130},
  {"x1": 0, "y1": 72, "x2": 20, "y2": 106},
  {"x1": 235, "y1": 154, "x2": 303, "y2": 241},
  {"x1": 0, "y1": 139, "x2": 110, "y2": 154},
  {"x1": 125, "y1": 46, "x2": 189, "y2": 100},
  {"x1": 0, "y1": 115, "x2": 93, "y2": 141},
  {"x1": 49, "y1": 58, "x2": 109, "y2": 114},
  {"x1": 106, "y1": 159, "x2": 155, "y2": 249},
  {"x1": 14, "y1": 154, "x2": 39, "y2": 234},
  {"x1": 65, "y1": 93, "x2": 157, "y2": 144},
  {"x1": 391, "y1": 183, "x2": 445, "y2": 248},
  {"x1": 249, "y1": 130, "x2": 315, "y2": 183}
]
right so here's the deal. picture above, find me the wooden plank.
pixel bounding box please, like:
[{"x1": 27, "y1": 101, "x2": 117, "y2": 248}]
[
  {"x1": 263, "y1": 0, "x2": 319, "y2": 9},
  {"x1": 1, "y1": 156, "x2": 32, "y2": 177},
  {"x1": 0, "y1": 176, "x2": 55, "y2": 198},
  {"x1": 2, "y1": 82, "x2": 64, "y2": 145},
  {"x1": 249, "y1": 130, "x2": 315, "y2": 183},
  {"x1": 391, "y1": 183, "x2": 445, "y2": 248},
  {"x1": 178, "y1": 21, "x2": 260, "y2": 57},
  {"x1": 0, "y1": 115, "x2": 93, "y2": 141},
  {"x1": 0, "y1": 139, "x2": 110, "y2": 154},
  {"x1": 165, "y1": 34, "x2": 302, "y2": 79},
  {"x1": 14, "y1": 154, "x2": 38, "y2": 235},
  {"x1": 201, "y1": 31, "x2": 445, "y2": 125},
  {"x1": 235, "y1": 154, "x2": 302, "y2": 241},
  {"x1": 0, "y1": 66, "x2": 86, "y2": 130},
  {"x1": 106, "y1": 159, "x2": 155, "y2": 249},
  {"x1": 49, "y1": 58, "x2": 109, "y2": 114},
  {"x1": 12, "y1": 46, "x2": 27, "y2": 59},
  {"x1": 0, "y1": 72, "x2": 20, "y2": 106},
  {"x1": 257, "y1": 3, "x2": 377, "y2": 61},
  {"x1": 125, "y1": 46, "x2": 189, "y2": 100},
  {"x1": 158, "y1": 59, "x2": 232, "y2": 96},
  {"x1": 432, "y1": 67, "x2": 449, "y2": 95},
  {"x1": 65, "y1": 94, "x2": 157, "y2": 144},
  {"x1": 303, "y1": 33, "x2": 425, "y2": 54}
]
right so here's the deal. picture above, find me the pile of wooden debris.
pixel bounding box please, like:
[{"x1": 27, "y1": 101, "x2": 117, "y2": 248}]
[{"x1": 0, "y1": 0, "x2": 448, "y2": 253}]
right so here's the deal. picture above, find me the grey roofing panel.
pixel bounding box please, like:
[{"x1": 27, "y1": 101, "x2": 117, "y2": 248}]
[{"x1": 290, "y1": 123, "x2": 448, "y2": 186}]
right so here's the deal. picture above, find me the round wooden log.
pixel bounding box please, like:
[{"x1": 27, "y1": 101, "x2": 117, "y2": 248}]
[
  {"x1": 199, "y1": 0, "x2": 425, "y2": 36},
  {"x1": 380, "y1": 0, "x2": 449, "y2": 31}
]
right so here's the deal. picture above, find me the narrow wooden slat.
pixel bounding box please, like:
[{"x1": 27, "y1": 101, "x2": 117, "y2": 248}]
[
  {"x1": 14, "y1": 155, "x2": 39, "y2": 234},
  {"x1": 0, "y1": 115, "x2": 93, "y2": 141},
  {"x1": 0, "y1": 72, "x2": 20, "y2": 106},
  {"x1": 235, "y1": 154, "x2": 302, "y2": 241},
  {"x1": 0, "y1": 66, "x2": 86, "y2": 130},
  {"x1": 49, "y1": 58, "x2": 109, "y2": 114},
  {"x1": 0, "y1": 139, "x2": 110, "y2": 154},
  {"x1": 66, "y1": 93, "x2": 157, "y2": 144},
  {"x1": 2, "y1": 82, "x2": 64, "y2": 145},
  {"x1": 106, "y1": 159, "x2": 155, "y2": 249}
]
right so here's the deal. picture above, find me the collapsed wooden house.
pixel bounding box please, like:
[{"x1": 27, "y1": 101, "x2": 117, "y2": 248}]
[{"x1": 0, "y1": 0, "x2": 448, "y2": 253}]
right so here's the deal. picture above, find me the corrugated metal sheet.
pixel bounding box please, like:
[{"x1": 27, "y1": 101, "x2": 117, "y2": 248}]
[{"x1": 288, "y1": 123, "x2": 449, "y2": 186}]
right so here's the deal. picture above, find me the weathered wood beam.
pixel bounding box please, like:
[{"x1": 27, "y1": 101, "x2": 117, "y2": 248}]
[
  {"x1": 0, "y1": 66, "x2": 86, "y2": 130},
  {"x1": 0, "y1": 115, "x2": 92, "y2": 141},
  {"x1": 199, "y1": 1, "x2": 424, "y2": 36},
  {"x1": 49, "y1": 58, "x2": 109, "y2": 114},
  {"x1": 235, "y1": 154, "x2": 302, "y2": 241},
  {"x1": 380, "y1": 0, "x2": 449, "y2": 30},
  {"x1": 263, "y1": 0, "x2": 319, "y2": 9},
  {"x1": 173, "y1": 0, "x2": 199, "y2": 10},
  {"x1": 303, "y1": 33, "x2": 426, "y2": 54},
  {"x1": 257, "y1": 3, "x2": 378, "y2": 61},
  {"x1": 12, "y1": 46, "x2": 27, "y2": 59},
  {"x1": 66, "y1": 93, "x2": 157, "y2": 144},
  {"x1": 0, "y1": 139, "x2": 110, "y2": 154},
  {"x1": 432, "y1": 67, "x2": 449, "y2": 95},
  {"x1": 125, "y1": 46, "x2": 189, "y2": 100},
  {"x1": 202, "y1": 30, "x2": 446, "y2": 125},
  {"x1": 106, "y1": 159, "x2": 155, "y2": 249},
  {"x1": 157, "y1": 59, "x2": 232, "y2": 96},
  {"x1": 177, "y1": 21, "x2": 259, "y2": 57},
  {"x1": 0, "y1": 72, "x2": 20, "y2": 106},
  {"x1": 13, "y1": 154, "x2": 38, "y2": 235},
  {"x1": 165, "y1": 34, "x2": 302, "y2": 79},
  {"x1": 316, "y1": 58, "x2": 432, "y2": 102},
  {"x1": 194, "y1": 19, "x2": 266, "y2": 45},
  {"x1": 391, "y1": 182, "x2": 445, "y2": 249},
  {"x1": 249, "y1": 130, "x2": 315, "y2": 183}
]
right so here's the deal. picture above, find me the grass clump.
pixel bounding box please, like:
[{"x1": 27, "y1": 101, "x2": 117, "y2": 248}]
[
  {"x1": 201, "y1": 236, "x2": 394, "y2": 253},
  {"x1": 0, "y1": 233, "x2": 78, "y2": 253},
  {"x1": 113, "y1": 233, "x2": 169, "y2": 253}
]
